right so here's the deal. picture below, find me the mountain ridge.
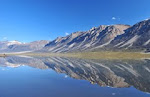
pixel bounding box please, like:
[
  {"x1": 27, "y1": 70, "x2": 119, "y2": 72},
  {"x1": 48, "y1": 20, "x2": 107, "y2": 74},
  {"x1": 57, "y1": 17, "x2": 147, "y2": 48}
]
[
  {"x1": 43, "y1": 19, "x2": 150, "y2": 52},
  {"x1": 0, "y1": 40, "x2": 49, "y2": 53},
  {"x1": 43, "y1": 24, "x2": 130, "y2": 52},
  {"x1": 0, "y1": 18, "x2": 150, "y2": 53}
]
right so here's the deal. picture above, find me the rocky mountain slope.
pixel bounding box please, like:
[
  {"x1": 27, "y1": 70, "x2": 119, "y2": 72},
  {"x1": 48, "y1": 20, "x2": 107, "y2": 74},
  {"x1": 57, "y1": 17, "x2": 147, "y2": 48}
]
[
  {"x1": 0, "y1": 19, "x2": 150, "y2": 53},
  {"x1": 107, "y1": 19, "x2": 150, "y2": 51},
  {"x1": 44, "y1": 24, "x2": 130, "y2": 52},
  {"x1": 43, "y1": 19, "x2": 150, "y2": 52}
]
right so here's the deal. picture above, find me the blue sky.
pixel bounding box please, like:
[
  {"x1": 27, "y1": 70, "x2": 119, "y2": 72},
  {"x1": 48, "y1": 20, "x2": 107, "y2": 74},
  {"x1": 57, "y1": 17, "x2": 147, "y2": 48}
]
[{"x1": 0, "y1": 0, "x2": 150, "y2": 42}]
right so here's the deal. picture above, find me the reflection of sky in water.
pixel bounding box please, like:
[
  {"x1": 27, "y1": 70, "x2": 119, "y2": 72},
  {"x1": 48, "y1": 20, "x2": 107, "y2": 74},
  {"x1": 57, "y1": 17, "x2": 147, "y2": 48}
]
[{"x1": 0, "y1": 66, "x2": 149, "y2": 97}]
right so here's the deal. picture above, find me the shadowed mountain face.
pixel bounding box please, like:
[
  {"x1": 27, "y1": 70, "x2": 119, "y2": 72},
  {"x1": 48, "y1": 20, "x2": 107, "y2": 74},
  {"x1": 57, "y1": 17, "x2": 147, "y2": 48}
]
[
  {"x1": 108, "y1": 19, "x2": 150, "y2": 51},
  {"x1": 0, "y1": 56, "x2": 150, "y2": 93}
]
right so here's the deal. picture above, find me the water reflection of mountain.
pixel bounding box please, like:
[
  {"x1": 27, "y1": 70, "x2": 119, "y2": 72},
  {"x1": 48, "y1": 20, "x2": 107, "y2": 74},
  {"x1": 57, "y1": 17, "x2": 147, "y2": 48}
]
[{"x1": 0, "y1": 56, "x2": 150, "y2": 93}]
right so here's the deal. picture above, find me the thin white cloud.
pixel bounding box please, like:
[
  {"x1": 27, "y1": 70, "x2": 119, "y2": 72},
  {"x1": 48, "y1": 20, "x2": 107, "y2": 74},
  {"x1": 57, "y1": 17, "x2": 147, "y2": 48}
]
[
  {"x1": 3, "y1": 37, "x2": 7, "y2": 40},
  {"x1": 65, "y1": 32, "x2": 69, "y2": 36},
  {"x1": 112, "y1": 17, "x2": 121, "y2": 21},
  {"x1": 112, "y1": 17, "x2": 116, "y2": 20}
]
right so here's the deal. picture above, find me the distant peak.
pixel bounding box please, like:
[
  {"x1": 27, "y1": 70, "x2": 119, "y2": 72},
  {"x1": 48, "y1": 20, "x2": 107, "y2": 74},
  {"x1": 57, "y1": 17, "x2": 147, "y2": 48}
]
[
  {"x1": 9, "y1": 40, "x2": 21, "y2": 42},
  {"x1": 89, "y1": 25, "x2": 107, "y2": 32},
  {"x1": 144, "y1": 18, "x2": 150, "y2": 21},
  {"x1": 7, "y1": 40, "x2": 22, "y2": 46}
]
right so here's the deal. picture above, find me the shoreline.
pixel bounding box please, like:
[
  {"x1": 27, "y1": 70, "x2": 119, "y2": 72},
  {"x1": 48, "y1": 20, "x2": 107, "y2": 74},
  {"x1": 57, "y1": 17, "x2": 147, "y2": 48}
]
[
  {"x1": 0, "y1": 54, "x2": 7, "y2": 57},
  {"x1": 2, "y1": 51, "x2": 150, "y2": 60}
]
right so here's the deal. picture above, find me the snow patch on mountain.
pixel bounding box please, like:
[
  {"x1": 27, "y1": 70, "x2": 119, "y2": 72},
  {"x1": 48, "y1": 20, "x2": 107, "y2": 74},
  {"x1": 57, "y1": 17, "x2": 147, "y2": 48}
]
[
  {"x1": 7, "y1": 40, "x2": 22, "y2": 46},
  {"x1": 114, "y1": 41, "x2": 124, "y2": 47},
  {"x1": 120, "y1": 35, "x2": 140, "y2": 48},
  {"x1": 144, "y1": 39, "x2": 150, "y2": 46}
]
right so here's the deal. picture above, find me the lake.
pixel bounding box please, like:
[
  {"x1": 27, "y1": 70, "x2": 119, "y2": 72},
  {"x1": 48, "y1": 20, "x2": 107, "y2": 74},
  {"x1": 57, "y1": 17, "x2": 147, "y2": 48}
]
[{"x1": 0, "y1": 56, "x2": 150, "y2": 97}]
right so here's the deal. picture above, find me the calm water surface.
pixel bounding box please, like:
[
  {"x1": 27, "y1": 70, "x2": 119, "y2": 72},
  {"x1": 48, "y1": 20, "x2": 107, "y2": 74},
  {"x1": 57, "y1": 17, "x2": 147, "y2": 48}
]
[{"x1": 0, "y1": 56, "x2": 150, "y2": 97}]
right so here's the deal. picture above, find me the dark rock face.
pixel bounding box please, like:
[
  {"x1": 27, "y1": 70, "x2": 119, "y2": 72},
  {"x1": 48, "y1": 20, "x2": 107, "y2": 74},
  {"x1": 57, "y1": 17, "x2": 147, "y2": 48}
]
[{"x1": 108, "y1": 19, "x2": 150, "y2": 51}]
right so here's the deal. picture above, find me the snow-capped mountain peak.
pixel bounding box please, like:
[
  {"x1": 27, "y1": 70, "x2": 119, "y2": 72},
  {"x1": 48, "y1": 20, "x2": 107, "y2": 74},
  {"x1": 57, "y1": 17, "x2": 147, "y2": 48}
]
[{"x1": 7, "y1": 40, "x2": 22, "y2": 46}]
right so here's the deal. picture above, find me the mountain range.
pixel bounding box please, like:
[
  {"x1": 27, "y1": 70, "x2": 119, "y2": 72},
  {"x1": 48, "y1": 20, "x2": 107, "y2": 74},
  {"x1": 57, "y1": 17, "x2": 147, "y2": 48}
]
[
  {"x1": 0, "y1": 40, "x2": 49, "y2": 53},
  {"x1": 0, "y1": 18, "x2": 150, "y2": 53}
]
